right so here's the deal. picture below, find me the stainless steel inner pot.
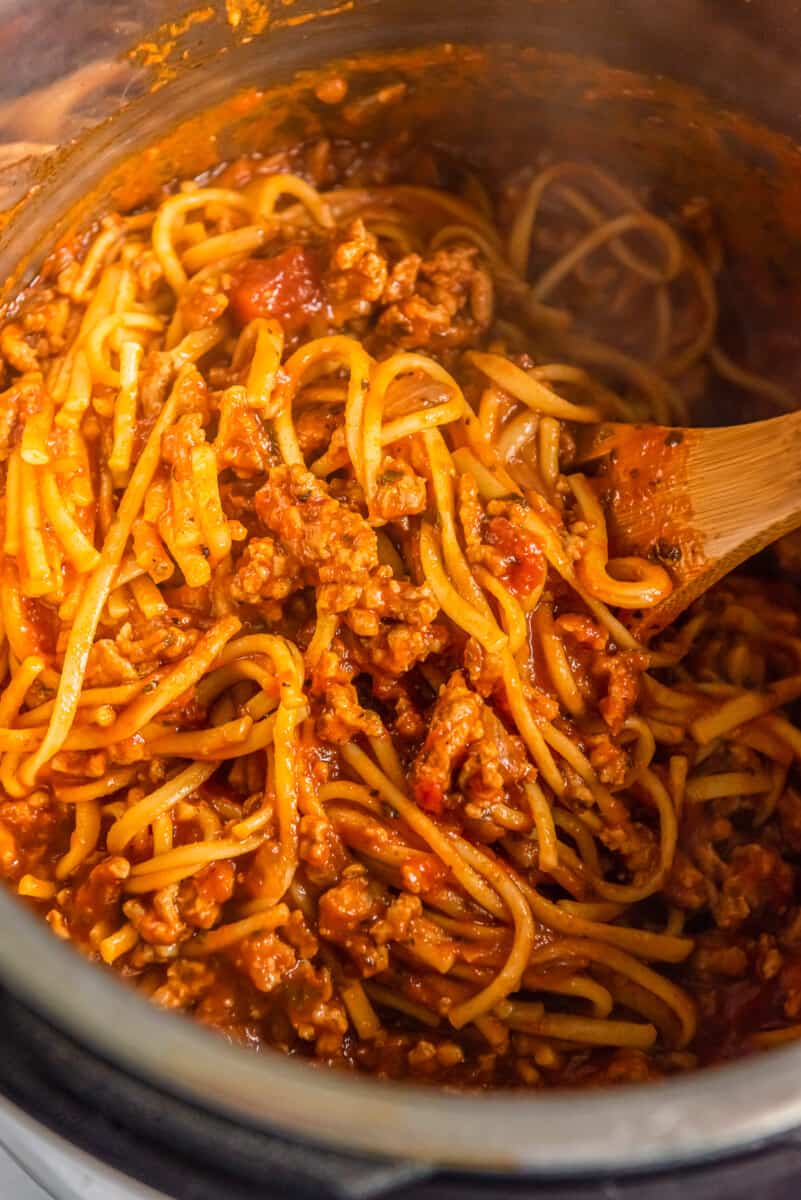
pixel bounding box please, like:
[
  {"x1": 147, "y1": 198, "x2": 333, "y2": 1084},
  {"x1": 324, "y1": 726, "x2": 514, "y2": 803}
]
[{"x1": 2, "y1": 0, "x2": 801, "y2": 1178}]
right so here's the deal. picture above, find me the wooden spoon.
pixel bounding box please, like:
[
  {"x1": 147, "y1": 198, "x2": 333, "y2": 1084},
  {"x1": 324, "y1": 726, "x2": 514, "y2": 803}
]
[{"x1": 574, "y1": 409, "x2": 801, "y2": 638}]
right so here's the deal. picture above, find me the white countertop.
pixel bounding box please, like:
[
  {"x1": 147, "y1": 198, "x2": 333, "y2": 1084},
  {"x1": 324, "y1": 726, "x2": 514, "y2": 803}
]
[{"x1": 0, "y1": 1094, "x2": 165, "y2": 1200}]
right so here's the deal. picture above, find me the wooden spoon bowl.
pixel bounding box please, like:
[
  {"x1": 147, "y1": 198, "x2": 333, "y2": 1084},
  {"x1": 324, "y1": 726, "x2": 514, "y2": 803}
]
[{"x1": 575, "y1": 410, "x2": 801, "y2": 637}]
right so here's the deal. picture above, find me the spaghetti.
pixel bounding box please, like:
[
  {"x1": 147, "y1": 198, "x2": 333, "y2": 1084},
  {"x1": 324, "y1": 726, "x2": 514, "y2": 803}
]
[{"x1": 0, "y1": 135, "x2": 799, "y2": 1088}]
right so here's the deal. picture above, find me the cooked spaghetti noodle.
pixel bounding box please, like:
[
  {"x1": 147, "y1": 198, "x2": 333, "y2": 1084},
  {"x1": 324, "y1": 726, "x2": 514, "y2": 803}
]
[{"x1": 0, "y1": 134, "x2": 800, "y2": 1088}]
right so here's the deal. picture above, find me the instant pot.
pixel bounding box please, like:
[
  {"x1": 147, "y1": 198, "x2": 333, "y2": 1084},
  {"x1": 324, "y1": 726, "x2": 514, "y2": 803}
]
[{"x1": 2, "y1": 2, "x2": 801, "y2": 1196}]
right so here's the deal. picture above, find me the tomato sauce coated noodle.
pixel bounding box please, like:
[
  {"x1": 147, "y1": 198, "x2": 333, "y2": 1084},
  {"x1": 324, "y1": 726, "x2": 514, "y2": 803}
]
[{"x1": 0, "y1": 133, "x2": 800, "y2": 1089}]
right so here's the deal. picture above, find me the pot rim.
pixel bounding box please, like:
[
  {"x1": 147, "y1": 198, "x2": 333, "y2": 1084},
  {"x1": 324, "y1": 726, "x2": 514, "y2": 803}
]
[{"x1": 2, "y1": 890, "x2": 800, "y2": 1175}]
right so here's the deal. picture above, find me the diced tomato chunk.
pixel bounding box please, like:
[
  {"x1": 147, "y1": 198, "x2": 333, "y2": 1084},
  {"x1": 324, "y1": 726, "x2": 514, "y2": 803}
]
[
  {"x1": 413, "y1": 779, "x2": 445, "y2": 815},
  {"x1": 228, "y1": 245, "x2": 323, "y2": 333},
  {"x1": 485, "y1": 516, "x2": 546, "y2": 598}
]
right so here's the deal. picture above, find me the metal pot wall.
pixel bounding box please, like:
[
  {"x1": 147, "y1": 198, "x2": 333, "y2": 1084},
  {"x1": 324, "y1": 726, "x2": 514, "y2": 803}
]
[{"x1": 3, "y1": 0, "x2": 801, "y2": 1189}]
